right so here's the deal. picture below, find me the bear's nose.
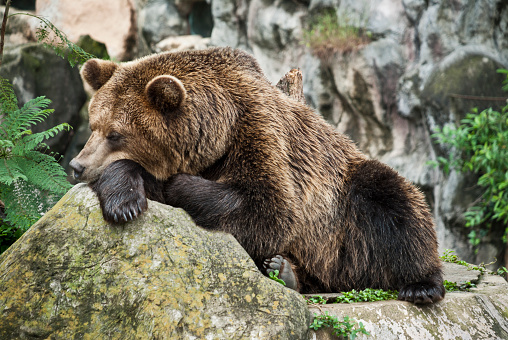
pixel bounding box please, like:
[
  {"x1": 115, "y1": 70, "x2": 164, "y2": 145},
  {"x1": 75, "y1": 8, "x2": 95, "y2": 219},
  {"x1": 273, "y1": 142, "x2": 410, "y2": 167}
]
[{"x1": 69, "y1": 159, "x2": 85, "y2": 179}]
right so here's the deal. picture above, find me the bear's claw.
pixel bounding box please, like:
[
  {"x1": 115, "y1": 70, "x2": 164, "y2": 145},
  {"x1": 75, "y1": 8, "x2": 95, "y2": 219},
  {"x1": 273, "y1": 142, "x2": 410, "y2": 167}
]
[
  {"x1": 398, "y1": 274, "x2": 445, "y2": 304},
  {"x1": 102, "y1": 191, "x2": 147, "y2": 223},
  {"x1": 91, "y1": 159, "x2": 149, "y2": 224},
  {"x1": 263, "y1": 255, "x2": 298, "y2": 290}
]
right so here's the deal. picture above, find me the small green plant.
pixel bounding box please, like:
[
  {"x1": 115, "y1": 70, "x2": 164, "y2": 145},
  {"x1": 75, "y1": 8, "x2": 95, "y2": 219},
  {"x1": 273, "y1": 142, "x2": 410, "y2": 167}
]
[
  {"x1": 430, "y1": 69, "x2": 508, "y2": 250},
  {"x1": 302, "y1": 6, "x2": 371, "y2": 59},
  {"x1": 440, "y1": 249, "x2": 506, "y2": 277},
  {"x1": 440, "y1": 249, "x2": 471, "y2": 267},
  {"x1": 0, "y1": 79, "x2": 72, "y2": 229},
  {"x1": 440, "y1": 249, "x2": 489, "y2": 274},
  {"x1": 306, "y1": 295, "x2": 328, "y2": 304},
  {"x1": 335, "y1": 288, "x2": 399, "y2": 303},
  {"x1": 310, "y1": 312, "x2": 369, "y2": 339},
  {"x1": 443, "y1": 280, "x2": 476, "y2": 292},
  {"x1": 268, "y1": 270, "x2": 286, "y2": 286},
  {"x1": 495, "y1": 266, "x2": 508, "y2": 277}
]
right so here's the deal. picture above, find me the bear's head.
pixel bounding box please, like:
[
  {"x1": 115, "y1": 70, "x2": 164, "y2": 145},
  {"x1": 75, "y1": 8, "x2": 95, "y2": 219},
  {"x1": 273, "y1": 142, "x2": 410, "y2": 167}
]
[{"x1": 70, "y1": 48, "x2": 263, "y2": 183}]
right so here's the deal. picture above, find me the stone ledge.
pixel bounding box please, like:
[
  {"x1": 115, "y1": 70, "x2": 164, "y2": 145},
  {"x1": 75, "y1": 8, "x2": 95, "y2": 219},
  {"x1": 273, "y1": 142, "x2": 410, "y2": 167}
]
[{"x1": 309, "y1": 263, "x2": 508, "y2": 340}]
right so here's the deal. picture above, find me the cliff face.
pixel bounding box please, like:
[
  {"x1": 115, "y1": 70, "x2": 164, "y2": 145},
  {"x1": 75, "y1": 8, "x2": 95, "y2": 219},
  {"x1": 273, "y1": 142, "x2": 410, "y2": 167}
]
[{"x1": 208, "y1": 0, "x2": 508, "y2": 266}]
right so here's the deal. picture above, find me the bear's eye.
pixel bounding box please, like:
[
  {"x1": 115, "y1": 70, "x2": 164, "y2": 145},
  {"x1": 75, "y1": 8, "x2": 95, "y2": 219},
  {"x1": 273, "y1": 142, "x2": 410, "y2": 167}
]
[{"x1": 106, "y1": 132, "x2": 123, "y2": 142}]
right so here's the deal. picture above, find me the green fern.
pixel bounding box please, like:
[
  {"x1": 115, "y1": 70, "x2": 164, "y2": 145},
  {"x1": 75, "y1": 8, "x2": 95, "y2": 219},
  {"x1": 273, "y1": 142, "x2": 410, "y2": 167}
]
[
  {"x1": 1, "y1": 7, "x2": 95, "y2": 251},
  {"x1": 0, "y1": 77, "x2": 72, "y2": 231}
]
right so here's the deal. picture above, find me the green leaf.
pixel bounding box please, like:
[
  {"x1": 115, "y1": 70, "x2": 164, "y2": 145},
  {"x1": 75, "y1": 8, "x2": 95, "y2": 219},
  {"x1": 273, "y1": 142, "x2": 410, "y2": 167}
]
[
  {"x1": 431, "y1": 73, "x2": 508, "y2": 248},
  {"x1": 0, "y1": 158, "x2": 28, "y2": 185}
]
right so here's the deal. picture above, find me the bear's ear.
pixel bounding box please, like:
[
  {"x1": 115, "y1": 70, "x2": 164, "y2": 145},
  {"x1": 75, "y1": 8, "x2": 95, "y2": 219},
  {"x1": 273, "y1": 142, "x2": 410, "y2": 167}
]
[
  {"x1": 145, "y1": 75, "x2": 187, "y2": 112},
  {"x1": 80, "y1": 59, "x2": 118, "y2": 92}
]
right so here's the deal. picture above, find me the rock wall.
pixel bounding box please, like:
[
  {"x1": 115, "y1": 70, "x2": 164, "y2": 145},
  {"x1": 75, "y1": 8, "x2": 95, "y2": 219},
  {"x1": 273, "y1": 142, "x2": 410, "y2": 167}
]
[{"x1": 35, "y1": 0, "x2": 138, "y2": 61}]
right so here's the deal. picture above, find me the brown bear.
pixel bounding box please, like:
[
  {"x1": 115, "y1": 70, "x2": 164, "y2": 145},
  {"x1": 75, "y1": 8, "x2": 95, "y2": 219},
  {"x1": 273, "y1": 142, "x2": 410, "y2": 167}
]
[{"x1": 70, "y1": 47, "x2": 445, "y2": 304}]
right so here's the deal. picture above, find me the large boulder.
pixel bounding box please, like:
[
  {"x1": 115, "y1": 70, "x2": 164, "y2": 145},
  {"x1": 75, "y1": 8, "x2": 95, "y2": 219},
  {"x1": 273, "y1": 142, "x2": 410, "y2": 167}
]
[
  {"x1": 35, "y1": 0, "x2": 137, "y2": 60},
  {"x1": 0, "y1": 184, "x2": 311, "y2": 339}
]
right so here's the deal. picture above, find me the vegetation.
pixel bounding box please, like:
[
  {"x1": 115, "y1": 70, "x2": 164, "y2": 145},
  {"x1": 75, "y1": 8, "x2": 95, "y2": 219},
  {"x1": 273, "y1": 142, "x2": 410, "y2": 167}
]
[
  {"x1": 302, "y1": 7, "x2": 371, "y2": 59},
  {"x1": 306, "y1": 295, "x2": 327, "y2": 304},
  {"x1": 268, "y1": 269, "x2": 286, "y2": 286},
  {"x1": 0, "y1": 80, "x2": 71, "y2": 231},
  {"x1": 443, "y1": 280, "x2": 476, "y2": 292},
  {"x1": 335, "y1": 288, "x2": 398, "y2": 303},
  {"x1": 310, "y1": 312, "x2": 369, "y2": 339},
  {"x1": 440, "y1": 249, "x2": 508, "y2": 277},
  {"x1": 0, "y1": 1, "x2": 95, "y2": 253},
  {"x1": 430, "y1": 70, "x2": 508, "y2": 251}
]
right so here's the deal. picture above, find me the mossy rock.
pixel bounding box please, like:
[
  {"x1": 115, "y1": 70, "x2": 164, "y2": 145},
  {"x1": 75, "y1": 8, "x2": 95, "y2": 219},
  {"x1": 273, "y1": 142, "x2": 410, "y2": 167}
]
[
  {"x1": 77, "y1": 35, "x2": 110, "y2": 60},
  {"x1": 421, "y1": 53, "x2": 506, "y2": 126},
  {"x1": 0, "y1": 184, "x2": 311, "y2": 339}
]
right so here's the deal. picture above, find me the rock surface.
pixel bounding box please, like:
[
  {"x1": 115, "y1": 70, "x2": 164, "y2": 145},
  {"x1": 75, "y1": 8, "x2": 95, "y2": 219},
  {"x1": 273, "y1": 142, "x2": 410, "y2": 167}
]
[
  {"x1": 35, "y1": 0, "x2": 137, "y2": 60},
  {"x1": 0, "y1": 184, "x2": 311, "y2": 339},
  {"x1": 309, "y1": 263, "x2": 508, "y2": 339}
]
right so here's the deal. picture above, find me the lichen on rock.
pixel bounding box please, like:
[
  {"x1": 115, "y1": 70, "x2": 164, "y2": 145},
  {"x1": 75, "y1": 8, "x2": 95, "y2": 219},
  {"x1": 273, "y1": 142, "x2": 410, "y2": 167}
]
[{"x1": 0, "y1": 184, "x2": 311, "y2": 339}]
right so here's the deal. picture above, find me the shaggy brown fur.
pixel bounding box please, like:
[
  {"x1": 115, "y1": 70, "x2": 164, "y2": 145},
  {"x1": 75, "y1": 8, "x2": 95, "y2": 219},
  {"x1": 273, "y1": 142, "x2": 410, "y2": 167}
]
[{"x1": 70, "y1": 47, "x2": 444, "y2": 304}]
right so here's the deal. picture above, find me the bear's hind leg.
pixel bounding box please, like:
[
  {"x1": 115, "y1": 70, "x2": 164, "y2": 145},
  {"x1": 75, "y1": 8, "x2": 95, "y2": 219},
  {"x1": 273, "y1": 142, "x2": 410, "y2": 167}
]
[
  {"x1": 398, "y1": 271, "x2": 445, "y2": 304},
  {"x1": 263, "y1": 255, "x2": 299, "y2": 290},
  {"x1": 348, "y1": 159, "x2": 445, "y2": 304}
]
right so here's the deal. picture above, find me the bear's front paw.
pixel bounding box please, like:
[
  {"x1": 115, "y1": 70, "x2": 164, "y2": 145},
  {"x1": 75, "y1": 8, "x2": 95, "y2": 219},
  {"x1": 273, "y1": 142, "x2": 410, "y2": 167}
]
[
  {"x1": 91, "y1": 159, "x2": 149, "y2": 224},
  {"x1": 263, "y1": 255, "x2": 298, "y2": 291},
  {"x1": 398, "y1": 280, "x2": 445, "y2": 304},
  {"x1": 101, "y1": 187, "x2": 148, "y2": 223}
]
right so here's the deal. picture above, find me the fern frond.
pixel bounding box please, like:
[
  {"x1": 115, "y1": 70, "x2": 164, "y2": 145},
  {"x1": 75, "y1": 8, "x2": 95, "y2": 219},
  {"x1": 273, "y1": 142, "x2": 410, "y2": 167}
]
[
  {"x1": 19, "y1": 99, "x2": 53, "y2": 128},
  {"x1": 0, "y1": 158, "x2": 28, "y2": 185},
  {"x1": 1, "y1": 182, "x2": 44, "y2": 231},
  {"x1": 15, "y1": 151, "x2": 72, "y2": 194},
  {"x1": 11, "y1": 122, "x2": 71, "y2": 154},
  {"x1": 2, "y1": 97, "x2": 53, "y2": 139},
  {"x1": 0, "y1": 139, "x2": 14, "y2": 149}
]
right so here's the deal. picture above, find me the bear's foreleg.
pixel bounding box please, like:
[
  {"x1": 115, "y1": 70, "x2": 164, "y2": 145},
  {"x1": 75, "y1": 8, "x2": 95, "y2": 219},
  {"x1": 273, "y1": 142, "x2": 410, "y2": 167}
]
[
  {"x1": 162, "y1": 173, "x2": 295, "y2": 265},
  {"x1": 90, "y1": 159, "x2": 164, "y2": 223}
]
